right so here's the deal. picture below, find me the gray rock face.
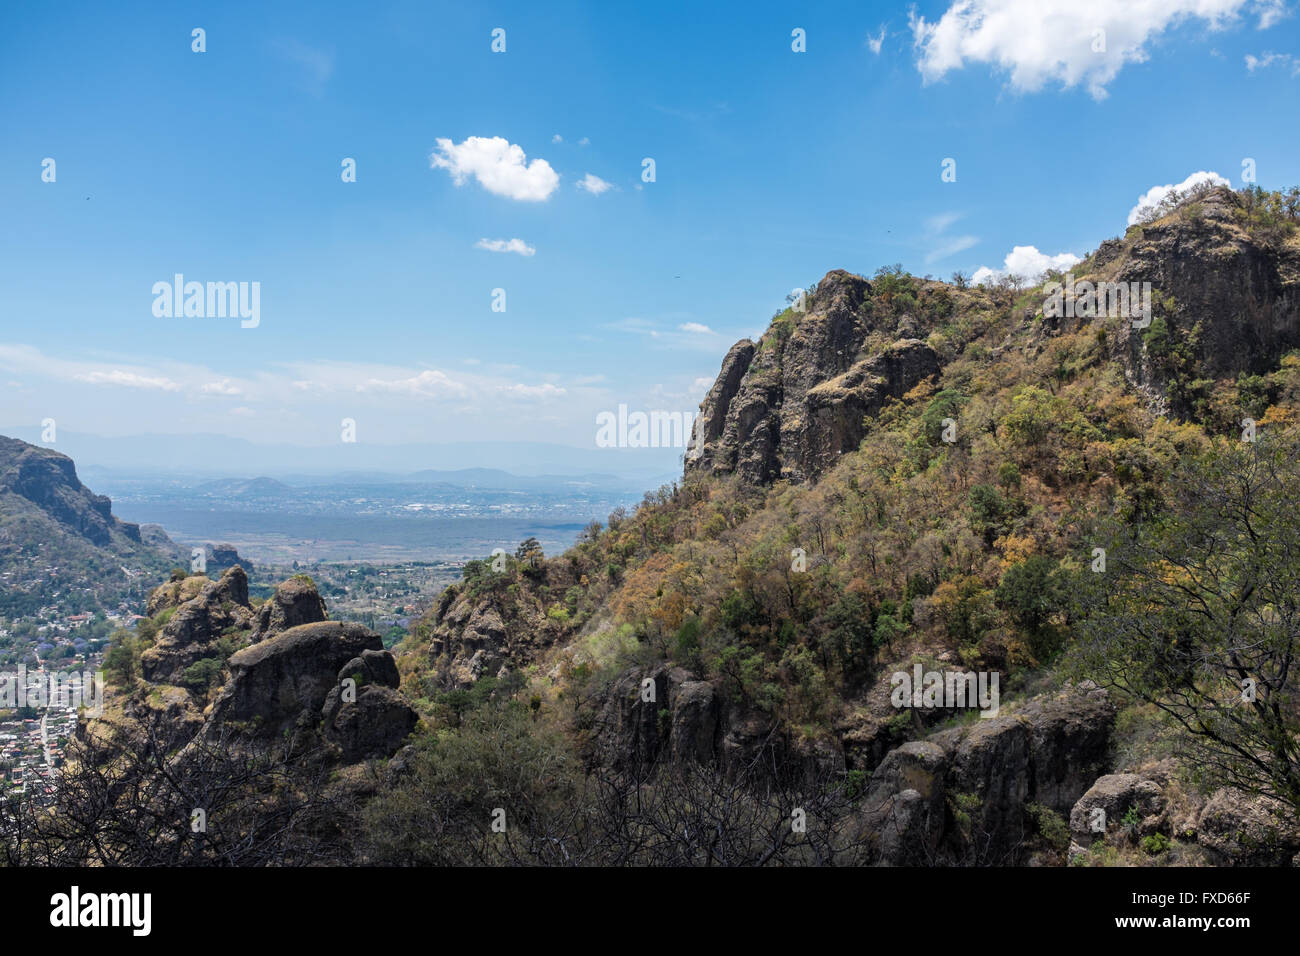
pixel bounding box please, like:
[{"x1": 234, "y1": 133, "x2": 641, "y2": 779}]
[
  {"x1": 864, "y1": 742, "x2": 949, "y2": 865},
  {"x1": 1101, "y1": 187, "x2": 1300, "y2": 414},
  {"x1": 250, "y1": 574, "x2": 328, "y2": 643},
  {"x1": 140, "y1": 566, "x2": 254, "y2": 684},
  {"x1": 685, "y1": 270, "x2": 940, "y2": 485},
  {"x1": 1068, "y1": 771, "x2": 1167, "y2": 848},
  {"x1": 322, "y1": 685, "x2": 418, "y2": 761},
  {"x1": 208, "y1": 621, "x2": 383, "y2": 736},
  {"x1": 864, "y1": 684, "x2": 1116, "y2": 864},
  {"x1": 321, "y1": 649, "x2": 417, "y2": 761},
  {"x1": 1196, "y1": 789, "x2": 1300, "y2": 866},
  {"x1": 596, "y1": 663, "x2": 841, "y2": 782}
]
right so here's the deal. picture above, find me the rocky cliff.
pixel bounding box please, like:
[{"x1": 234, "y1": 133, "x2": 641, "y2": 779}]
[{"x1": 686, "y1": 271, "x2": 942, "y2": 484}]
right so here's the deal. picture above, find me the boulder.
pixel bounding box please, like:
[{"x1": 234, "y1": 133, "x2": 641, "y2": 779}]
[
  {"x1": 207, "y1": 621, "x2": 381, "y2": 737},
  {"x1": 250, "y1": 574, "x2": 327, "y2": 642},
  {"x1": 1069, "y1": 772, "x2": 1168, "y2": 848},
  {"x1": 1196, "y1": 789, "x2": 1300, "y2": 866}
]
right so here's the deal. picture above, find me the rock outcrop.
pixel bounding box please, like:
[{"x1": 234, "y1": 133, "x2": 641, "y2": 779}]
[
  {"x1": 1074, "y1": 187, "x2": 1300, "y2": 415},
  {"x1": 207, "y1": 542, "x2": 251, "y2": 574},
  {"x1": 1195, "y1": 789, "x2": 1300, "y2": 866},
  {"x1": 127, "y1": 571, "x2": 417, "y2": 765},
  {"x1": 595, "y1": 662, "x2": 841, "y2": 782},
  {"x1": 140, "y1": 566, "x2": 255, "y2": 685},
  {"x1": 210, "y1": 622, "x2": 376, "y2": 731},
  {"x1": 686, "y1": 271, "x2": 941, "y2": 484},
  {"x1": 249, "y1": 573, "x2": 327, "y2": 642},
  {"x1": 863, "y1": 683, "x2": 1117, "y2": 864}
]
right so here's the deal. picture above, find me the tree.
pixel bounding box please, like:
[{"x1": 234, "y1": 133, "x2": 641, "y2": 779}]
[
  {"x1": 996, "y1": 556, "x2": 1066, "y2": 659},
  {"x1": 1071, "y1": 432, "x2": 1300, "y2": 816}
]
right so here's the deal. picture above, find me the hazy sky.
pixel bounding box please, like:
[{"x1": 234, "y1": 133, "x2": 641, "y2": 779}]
[{"x1": 2, "y1": 0, "x2": 1298, "y2": 457}]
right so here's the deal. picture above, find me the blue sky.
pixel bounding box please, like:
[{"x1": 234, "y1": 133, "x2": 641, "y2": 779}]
[{"x1": 1, "y1": 0, "x2": 1297, "y2": 466}]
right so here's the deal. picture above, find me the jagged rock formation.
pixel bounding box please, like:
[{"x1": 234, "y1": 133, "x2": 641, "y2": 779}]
[
  {"x1": 128, "y1": 571, "x2": 416, "y2": 765},
  {"x1": 1100, "y1": 187, "x2": 1300, "y2": 404},
  {"x1": 207, "y1": 542, "x2": 251, "y2": 574},
  {"x1": 140, "y1": 567, "x2": 255, "y2": 684},
  {"x1": 686, "y1": 271, "x2": 941, "y2": 484},
  {"x1": 425, "y1": 566, "x2": 577, "y2": 688}
]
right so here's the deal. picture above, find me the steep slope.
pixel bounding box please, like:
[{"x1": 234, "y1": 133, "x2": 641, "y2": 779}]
[
  {"x1": 0, "y1": 435, "x2": 180, "y2": 616},
  {"x1": 392, "y1": 184, "x2": 1300, "y2": 864}
]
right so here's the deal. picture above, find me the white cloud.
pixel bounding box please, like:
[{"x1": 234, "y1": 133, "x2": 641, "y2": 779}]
[
  {"x1": 911, "y1": 0, "x2": 1268, "y2": 100},
  {"x1": 867, "y1": 26, "x2": 886, "y2": 54},
  {"x1": 925, "y1": 234, "x2": 979, "y2": 264},
  {"x1": 357, "y1": 369, "x2": 469, "y2": 400},
  {"x1": 202, "y1": 379, "x2": 242, "y2": 395},
  {"x1": 693, "y1": 376, "x2": 715, "y2": 392},
  {"x1": 552, "y1": 133, "x2": 563, "y2": 143},
  {"x1": 1256, "y1": 0, "x2": 1287, "y2": 28},
  {"x1": 577, "y1": 173, "x2": 612, "y2": 195},
  {"x1": 430, "y1": 136, "x2": 559, "y2": 201},
  {"x1": 971, "y1": 245, "x2": 1082, "y2": 285},
  {"x1": 1245, "y1": 51, "x2": 1300, "y2": 73},
  {"x1": 498, "y1": 383, "x2": 566, "y2": 399},
  {"x1": 922, "y1": 210, "x2": 979, "y2": 264},
  {"x1": 77, "y1": 370, "x2": 180, "y2": 391},
  {"x1": 679, "y1": 322, "x2": 714, "y2": 334},
  {"x1": 475, "y1": 237, "x2": 536, "y2": 257},
  {"x1": 578, "y1": 137, "x2": 590, "y2": 146},
  {"x1": 1127, "y1": 170, "x2": 1231, "y2": 225}
]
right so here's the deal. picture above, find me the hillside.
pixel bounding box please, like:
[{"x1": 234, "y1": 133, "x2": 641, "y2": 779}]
[
  {"x1": 0, "y1": 436, "x2": 182, "y2": 619},
  {"x1": 392, "y1": 184, "x2": 1300, "y2": 864}
]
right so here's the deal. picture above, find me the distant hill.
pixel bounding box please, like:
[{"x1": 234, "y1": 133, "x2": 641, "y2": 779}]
[{"x1": 194, "y1": 476, "x2": 295, "y2": 499}]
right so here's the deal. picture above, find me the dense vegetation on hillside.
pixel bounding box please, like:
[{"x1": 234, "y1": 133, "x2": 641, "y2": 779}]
[{"x1": 382, "y1": 184, "x2": 1300, "y2": 864}]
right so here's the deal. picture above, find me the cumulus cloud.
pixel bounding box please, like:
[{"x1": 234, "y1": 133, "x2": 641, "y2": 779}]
[
  {"x1": 430, "y1": 136, "x2": 559, "y2": 201},
  {"x1": 577, "y1": 173, "x2": 612, "y2": 195},
  {"x1": 971, "y1": 245, "x2": 1083, "y2": 285},
  {"x1": 77, "y1": 370, "x2": 180, "y2": 391},
  {"x1": 475, "y1": 237, "x2": 536, "y2": 257},
  {"x1": 1127, "y1": 170, "x2": 1231, "y2": 225},
  {"x1": 867, "y1": 26, "x2": 886, "y2": 54},
  {"x1": 679, "y1": 322, "x2": 714, "y2": 334},
  {"x1": 911, "y1": 0, "x2": 1270, "y2": 100},
  {"x1": 357, "y1": 369, "x2": 469, "y2": 400},
  {"x1": 551, "y1": 133, "x2": 563, "y2": 143}
]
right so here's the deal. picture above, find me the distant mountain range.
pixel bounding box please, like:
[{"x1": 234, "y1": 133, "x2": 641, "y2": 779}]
[{"x1": 0, "y1": 431, "x2": 683, "y2": 486}]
